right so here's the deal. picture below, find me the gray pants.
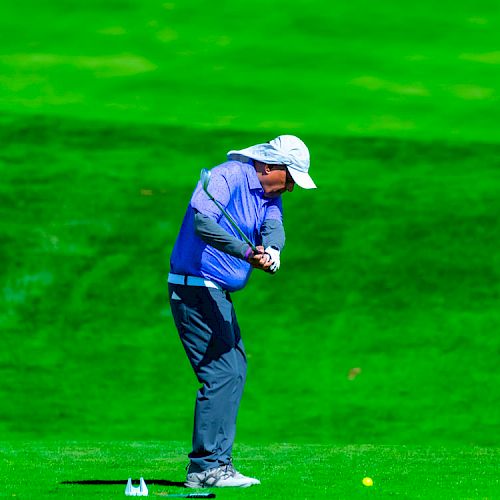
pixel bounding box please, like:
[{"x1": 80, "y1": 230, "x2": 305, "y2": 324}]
[{"x1": 168, "y1": 283, "x2": 247, "y2": 473}]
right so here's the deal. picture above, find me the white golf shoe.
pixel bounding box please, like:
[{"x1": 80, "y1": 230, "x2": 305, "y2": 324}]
[
  {"x1": 224, "y1": 458, "x2": 260, "y2": 486},
  {"x1": 185, "y1": 461, "x2": 260, "y2": 488}
]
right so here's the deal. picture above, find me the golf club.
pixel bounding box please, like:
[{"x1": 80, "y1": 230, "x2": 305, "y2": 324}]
[
  {"x1": 154, "y1": 494, "x2": 216, "y2": 498},
  {"x1": 200, "y1": 168, "x2": 259, "y2": 253}
]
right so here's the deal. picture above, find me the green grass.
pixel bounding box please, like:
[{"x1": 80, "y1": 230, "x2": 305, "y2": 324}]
[
  {"x1": 1, "y1": 441, "x2": 499, "y2": 498},
  {"x1": 1, "y1": 1, "x2": 500, "y2": 497},
  {"x1": 1, "y1": 113, "x2": 499, "y2": 447},
  {"x1": 0, "y1": 1, "x2": 499, "y2": 141}
]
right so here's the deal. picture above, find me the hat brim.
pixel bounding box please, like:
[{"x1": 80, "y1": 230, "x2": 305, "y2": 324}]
[
  {"x1": 227, "y1": 148, "x2": 281, "y2": 165},
  {"x1": 288, "y1": 168, "x2": 317, "y2": 189},
  {"x1": 228, "y1": 147, "x2": 317, "y2": 189}
]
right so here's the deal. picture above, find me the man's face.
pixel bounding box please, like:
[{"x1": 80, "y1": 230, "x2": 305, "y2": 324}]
[{"x1": 257, "y1": 164, "x2": 295, "y2": 198}]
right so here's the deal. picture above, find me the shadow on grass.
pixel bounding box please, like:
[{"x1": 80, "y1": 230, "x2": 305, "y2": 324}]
[{"x1": 61, "y1": 479, "x2": 186, "y2": 487}]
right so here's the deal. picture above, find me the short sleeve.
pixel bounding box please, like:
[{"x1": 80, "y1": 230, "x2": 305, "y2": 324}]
[{"x1": 264, "y1": 196, "x2": 283, "y2": 222}]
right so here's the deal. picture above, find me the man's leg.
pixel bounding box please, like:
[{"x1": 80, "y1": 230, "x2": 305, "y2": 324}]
[
  {"x1": 169, "y1": 284, "x2": 246, "y2": 472},
  {"x1": 218, "y1": 332, "x2": 247, "y2": 464},
  {"x1": 191, "y1": 337, "x2": 246, "y2": 471}
]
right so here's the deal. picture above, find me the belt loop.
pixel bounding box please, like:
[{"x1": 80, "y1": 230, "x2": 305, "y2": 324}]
[{"x1": 184, "y1": 275, "x2": 188, "y2": 286}]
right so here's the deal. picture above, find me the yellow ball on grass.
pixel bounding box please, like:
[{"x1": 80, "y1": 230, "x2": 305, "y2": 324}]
[{"x1": 362, "y1": 477, "x2": 374, "y2": 487}]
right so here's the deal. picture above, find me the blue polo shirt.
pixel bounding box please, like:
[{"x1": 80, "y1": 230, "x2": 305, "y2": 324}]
[{"x1": 170, "y1": 160, "x2": 283, "y2": 292}]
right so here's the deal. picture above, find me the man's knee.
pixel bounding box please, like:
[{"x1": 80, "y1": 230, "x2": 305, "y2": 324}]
[{"x1": 199, "y1": 363, "x2": 245, "y2": 395}]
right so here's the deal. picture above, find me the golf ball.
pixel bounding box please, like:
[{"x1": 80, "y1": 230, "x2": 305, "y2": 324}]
[{"x1": 362, "y1": 477, "x2": 373, "y2": 487}]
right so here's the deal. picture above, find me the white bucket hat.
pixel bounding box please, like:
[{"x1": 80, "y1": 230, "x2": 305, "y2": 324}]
[{"x1": 227, "y1": 135, "x2": 317, "y2": 189}]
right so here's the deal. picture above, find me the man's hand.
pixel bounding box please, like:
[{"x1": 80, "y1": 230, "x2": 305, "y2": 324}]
[
  {"x1": 264, "y1": 246, "x2": 280, "y2": 274},
  {"x1": 247, "y1": 245, "x2": 273, "y2": 272}
]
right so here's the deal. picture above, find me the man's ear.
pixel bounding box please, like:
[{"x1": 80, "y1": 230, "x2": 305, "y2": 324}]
[{"x1": 255, "y1": 161, "x2": 271, "y2": 174}]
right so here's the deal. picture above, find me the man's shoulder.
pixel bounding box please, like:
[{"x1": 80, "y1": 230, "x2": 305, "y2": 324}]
[
  {"x1": 212, "y1": 161, "x2": 254, "y2": 188},
  {"x1": 212, "y1": 160, "x2": 247, "y2": 174}
]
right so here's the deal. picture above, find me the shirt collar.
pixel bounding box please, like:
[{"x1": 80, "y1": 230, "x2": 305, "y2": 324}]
[{"x1": 242, "y1": 161, "x2": 263, "y2": 191}]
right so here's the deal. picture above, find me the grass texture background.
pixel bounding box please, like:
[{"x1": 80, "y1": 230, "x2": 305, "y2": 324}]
[
  {"x1": 2, "y1": 442, "x2": 499, "y2": 498},
  {"x1": 1, "y1": 0, "x2": 499, "y2": 497}
]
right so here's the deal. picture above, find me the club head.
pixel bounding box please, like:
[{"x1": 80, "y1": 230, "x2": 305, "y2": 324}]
[{"x1": 200, "y1": 168, "x2": 211, "y2": 191}]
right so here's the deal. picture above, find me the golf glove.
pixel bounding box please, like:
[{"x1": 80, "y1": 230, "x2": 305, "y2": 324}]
[{"x1": 265, "y1": 246, "x2": 280, "y2": 274}]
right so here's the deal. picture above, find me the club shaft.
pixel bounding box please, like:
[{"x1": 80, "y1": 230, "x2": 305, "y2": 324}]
[
  {"x1": 158, "y1": 495, "x2": 216, "y2": 498},
  {"x1": 204, "y1": 189, "x2": 258, "y2": 253}
]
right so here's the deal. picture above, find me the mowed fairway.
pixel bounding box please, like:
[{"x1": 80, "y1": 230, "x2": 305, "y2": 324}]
[
  {"x1": 1, "y1": 441, "x2": 499, "y2": 498},
  {"x1": 1, "y1": 116, "x2": 499, "y2": 497},
  {"x1": 1, "y1": 0, "x2": 500, "y2": 498}
]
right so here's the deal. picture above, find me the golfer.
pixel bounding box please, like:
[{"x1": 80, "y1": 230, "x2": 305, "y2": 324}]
[{"x1": 168, "y1": 135, "x2": 316, "y2": 488}]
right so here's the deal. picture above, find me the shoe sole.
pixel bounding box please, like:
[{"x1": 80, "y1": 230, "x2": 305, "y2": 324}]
[{"x1": 185, "y1": 481, "x2": 255, "y2": 488}]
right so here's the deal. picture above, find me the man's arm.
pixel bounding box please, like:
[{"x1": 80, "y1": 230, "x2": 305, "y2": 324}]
[
  {"x1": 194, "y1": 211, "x2": 272, "y2": 271},
  {"x1": 261, "y1": 218, "x2": 285, "y2": 251},
  {"x1": 194, "y1": 211, "x2": 250, "y2": 259},
  {"x1": 260, "y1": 219, "x2": 285, "y2": 274}
]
